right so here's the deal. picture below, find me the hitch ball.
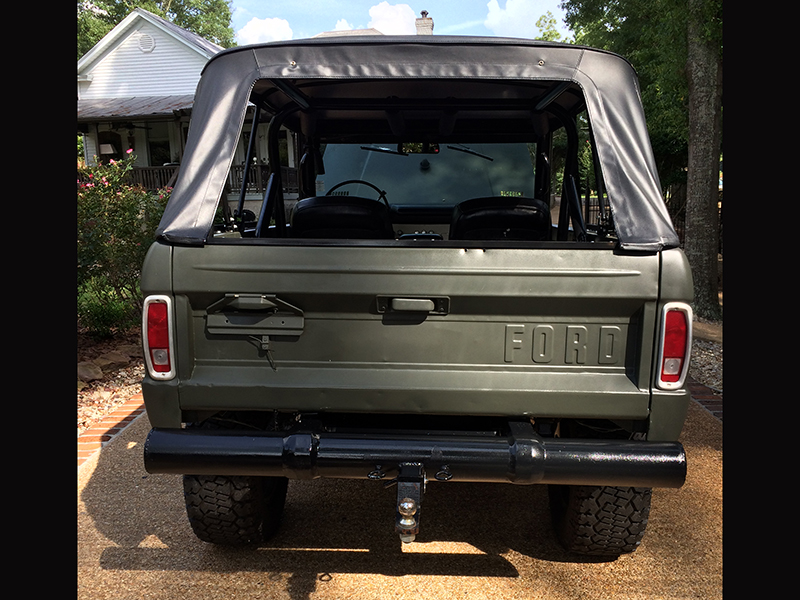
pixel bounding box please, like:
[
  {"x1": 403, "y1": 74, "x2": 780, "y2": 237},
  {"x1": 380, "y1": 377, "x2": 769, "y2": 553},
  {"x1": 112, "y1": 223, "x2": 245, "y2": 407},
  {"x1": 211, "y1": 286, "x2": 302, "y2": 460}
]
[{"x1": 398, "y1": 497, "x2": 418, "y2": 543}]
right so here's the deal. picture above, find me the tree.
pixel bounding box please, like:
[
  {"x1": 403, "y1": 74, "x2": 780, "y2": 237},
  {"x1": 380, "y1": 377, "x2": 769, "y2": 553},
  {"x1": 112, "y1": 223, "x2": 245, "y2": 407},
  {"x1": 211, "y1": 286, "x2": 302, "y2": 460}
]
[
  {"x1": 78, "y1": 2, "x2": 115, "y2": 59},
  {"x1": 535, "y1": 11, "x2": 565, "y2": 42},
  {"x1": 561, "y1": 0, "x2": 722, "y2": 319},
  {"x1": 78, "y1": 0, "x2": 236, "y2": 59},
  {"x1": 684, "y1": 0, "x2": 723, "y2": 319}
]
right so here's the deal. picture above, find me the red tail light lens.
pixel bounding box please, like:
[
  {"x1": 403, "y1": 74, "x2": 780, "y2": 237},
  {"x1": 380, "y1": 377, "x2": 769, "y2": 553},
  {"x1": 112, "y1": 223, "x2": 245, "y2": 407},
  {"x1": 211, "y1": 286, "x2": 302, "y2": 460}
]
[
  {"x1": 143, "y1": 296, "x2": 175, "y2": 380},
  {"x1": 657, "y1": 303, "x2": 692, "y2": 390}
]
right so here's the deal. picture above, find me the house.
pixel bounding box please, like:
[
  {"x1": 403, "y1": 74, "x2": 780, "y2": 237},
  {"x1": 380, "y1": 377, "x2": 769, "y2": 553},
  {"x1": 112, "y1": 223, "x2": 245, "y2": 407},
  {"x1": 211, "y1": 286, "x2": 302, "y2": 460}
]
[
  {"x1": 78, "y1": 7, "x2": 304, "y2": 200},
  {"x1": 78, "y1": 8, "x2": 225, "y2": 190}
]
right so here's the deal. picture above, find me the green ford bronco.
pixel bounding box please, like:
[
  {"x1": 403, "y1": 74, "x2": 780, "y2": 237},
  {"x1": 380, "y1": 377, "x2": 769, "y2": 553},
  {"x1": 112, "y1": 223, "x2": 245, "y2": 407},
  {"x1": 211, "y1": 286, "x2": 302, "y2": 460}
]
[{"x1": 141, "y1": 36, "x2": 693, "y2": 557}]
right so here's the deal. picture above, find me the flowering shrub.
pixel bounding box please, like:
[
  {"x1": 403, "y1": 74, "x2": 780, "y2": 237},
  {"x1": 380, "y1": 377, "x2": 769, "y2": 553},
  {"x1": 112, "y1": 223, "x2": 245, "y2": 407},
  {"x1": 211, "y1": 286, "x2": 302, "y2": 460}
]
[{"x1": 77, "y1": 152, "x2": 170, "y2": 335}]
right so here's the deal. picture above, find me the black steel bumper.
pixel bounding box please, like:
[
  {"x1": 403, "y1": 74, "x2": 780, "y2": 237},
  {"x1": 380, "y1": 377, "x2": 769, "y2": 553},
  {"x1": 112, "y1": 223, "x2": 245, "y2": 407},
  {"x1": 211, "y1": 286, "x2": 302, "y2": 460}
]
[{"x1": 144, "y1": 422, "x2": 686, "y2": 488}]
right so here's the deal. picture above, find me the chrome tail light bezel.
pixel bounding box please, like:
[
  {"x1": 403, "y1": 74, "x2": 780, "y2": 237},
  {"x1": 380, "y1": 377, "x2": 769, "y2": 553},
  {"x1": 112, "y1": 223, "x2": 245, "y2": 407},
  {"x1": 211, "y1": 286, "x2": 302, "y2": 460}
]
[
  {"x1": 655, "y1": 302, "x2": 693, "y2": 391},
  {"x1": 143, "y1": 294, "x2": 176, "y2": 381}
]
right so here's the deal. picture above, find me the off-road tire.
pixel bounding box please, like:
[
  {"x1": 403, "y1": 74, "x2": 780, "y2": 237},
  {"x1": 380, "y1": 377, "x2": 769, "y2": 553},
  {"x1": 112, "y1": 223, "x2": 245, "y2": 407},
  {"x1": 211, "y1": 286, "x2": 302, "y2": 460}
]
[
  {"x1": 548, "y1": 485, "x2": 651, "y2": 557},
  {"x1": 183, "y1": 474, "x2": 288, "y2": 546}
]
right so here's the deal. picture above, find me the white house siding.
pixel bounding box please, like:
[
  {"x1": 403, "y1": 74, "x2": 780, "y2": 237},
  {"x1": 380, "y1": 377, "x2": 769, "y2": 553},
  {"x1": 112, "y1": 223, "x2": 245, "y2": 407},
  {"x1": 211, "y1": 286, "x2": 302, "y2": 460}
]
[{"x1": 80, "y1": 21, "x2": 208, "y2": 98}]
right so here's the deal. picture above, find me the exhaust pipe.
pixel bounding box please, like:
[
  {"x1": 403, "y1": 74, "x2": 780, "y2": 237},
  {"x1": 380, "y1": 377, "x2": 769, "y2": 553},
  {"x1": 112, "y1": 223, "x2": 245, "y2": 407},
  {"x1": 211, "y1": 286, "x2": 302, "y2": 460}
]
[{"x1": 144, "y1": 424, "x2": 686, "y2": 488}]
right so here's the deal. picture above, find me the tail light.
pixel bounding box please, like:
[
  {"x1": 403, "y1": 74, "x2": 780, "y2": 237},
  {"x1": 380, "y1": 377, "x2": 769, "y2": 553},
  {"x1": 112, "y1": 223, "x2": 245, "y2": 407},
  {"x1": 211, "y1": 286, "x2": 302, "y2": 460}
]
[
  {"x1": 656, "y1": 302, "x2": 693, "y2": 390},
  {"x1": 143, "y1": 295, "x2": 175, "y2": 380}
]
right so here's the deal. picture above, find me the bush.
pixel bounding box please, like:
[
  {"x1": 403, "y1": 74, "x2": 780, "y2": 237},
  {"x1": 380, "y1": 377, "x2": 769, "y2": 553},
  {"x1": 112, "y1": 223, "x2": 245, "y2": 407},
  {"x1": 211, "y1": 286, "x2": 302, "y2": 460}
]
[
  {"x1": 78, "y1": 276, "x2": 137, "y2": 338},
  {"x1": 77, "y1": 152, "x2": 169, "y2": 336}
]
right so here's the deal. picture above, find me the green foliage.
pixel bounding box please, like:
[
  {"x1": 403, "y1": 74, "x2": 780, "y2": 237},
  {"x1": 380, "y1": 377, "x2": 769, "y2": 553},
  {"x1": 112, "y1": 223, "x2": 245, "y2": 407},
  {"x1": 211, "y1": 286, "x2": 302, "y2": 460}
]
[
  {"x1": 77, "y1": 152, "x2": 169, "y2": 335},
  {"x1": 561, "y1": 0, "x2": 694, "y2": 189},
  {"x1": 78, "y1": 276, "x2": 138, "y2": 338},
  {"x1": 561, "y1": 0, "x2": 722, "y2": 191},
  {"x1": 535, "y1": 11, "x2": 564, "y2": 42},
  {"x1": 77, "y1": 2, "x2": 115, "y2": 59}
]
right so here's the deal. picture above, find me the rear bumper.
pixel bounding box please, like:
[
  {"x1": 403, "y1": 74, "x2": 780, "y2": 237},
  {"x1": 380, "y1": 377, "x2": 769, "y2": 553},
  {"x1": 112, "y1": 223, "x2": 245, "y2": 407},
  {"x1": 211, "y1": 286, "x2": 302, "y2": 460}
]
[{"x1": 144, "y1": 422, "x2": 686, "y2": 488}]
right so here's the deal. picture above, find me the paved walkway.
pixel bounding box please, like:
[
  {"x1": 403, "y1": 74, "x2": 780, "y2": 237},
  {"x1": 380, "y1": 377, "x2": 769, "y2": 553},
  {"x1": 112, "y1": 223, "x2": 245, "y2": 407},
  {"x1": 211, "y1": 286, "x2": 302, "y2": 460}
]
[{"x1": 77, "y1": 384, "x2": 723, "y2": 470}]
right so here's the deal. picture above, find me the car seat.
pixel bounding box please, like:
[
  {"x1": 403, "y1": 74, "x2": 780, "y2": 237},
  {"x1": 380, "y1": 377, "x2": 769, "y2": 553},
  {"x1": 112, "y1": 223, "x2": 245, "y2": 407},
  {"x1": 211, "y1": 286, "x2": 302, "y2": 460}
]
[{"x1": 290, "y1": 196, "x2": 395, "y2": 239}]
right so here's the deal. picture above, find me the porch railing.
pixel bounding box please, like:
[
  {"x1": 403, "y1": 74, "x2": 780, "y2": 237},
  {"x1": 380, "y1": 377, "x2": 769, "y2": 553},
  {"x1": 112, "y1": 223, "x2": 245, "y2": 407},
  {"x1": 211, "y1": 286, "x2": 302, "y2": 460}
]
[
  {"x1": 126, "y1": 165, "x2": 299, "y2": 195},
  {"x1": 129, "y1": 165, "x2": 181, "y2": 191},
  {"x1": 227, "y1": 165, "x2": 299, "y2": 195}
]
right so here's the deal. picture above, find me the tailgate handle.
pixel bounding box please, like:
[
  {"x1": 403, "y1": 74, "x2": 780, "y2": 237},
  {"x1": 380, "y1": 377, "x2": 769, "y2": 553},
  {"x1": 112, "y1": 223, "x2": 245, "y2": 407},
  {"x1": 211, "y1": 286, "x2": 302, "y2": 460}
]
[
  {"x1": 392, "y1": 298, "x2": 435, "y2": 312},
  {"x1": 377, "y1": 296, "x2": 449, "y2": 314},
  {"x1": 205, "y1": 294, "x2": 304, "y2": 336}
]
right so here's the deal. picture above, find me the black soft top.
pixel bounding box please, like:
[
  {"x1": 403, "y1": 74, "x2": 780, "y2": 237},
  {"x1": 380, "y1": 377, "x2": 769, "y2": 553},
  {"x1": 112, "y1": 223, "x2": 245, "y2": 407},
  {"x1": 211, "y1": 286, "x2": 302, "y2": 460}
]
[{"x1": 157, "y1": 36, "x2": 678, "y2": 251}]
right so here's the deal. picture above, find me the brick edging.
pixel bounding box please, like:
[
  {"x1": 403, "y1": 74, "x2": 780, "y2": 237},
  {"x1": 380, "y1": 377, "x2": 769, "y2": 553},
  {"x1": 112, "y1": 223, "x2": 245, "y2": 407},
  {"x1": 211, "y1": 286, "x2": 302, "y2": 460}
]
[
  {"x1": 687, "y1": 377, "x2": 723, "y2": 422},
  {"x1": 78, "y1": 393, "x2": 146, "y2": 469}
]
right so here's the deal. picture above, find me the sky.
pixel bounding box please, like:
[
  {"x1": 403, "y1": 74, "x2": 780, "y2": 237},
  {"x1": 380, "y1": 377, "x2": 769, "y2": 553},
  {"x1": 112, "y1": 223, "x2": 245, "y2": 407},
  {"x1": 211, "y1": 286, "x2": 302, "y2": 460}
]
[{"x1": 230, "y1": 1, "x2": 573, "y2": 46}]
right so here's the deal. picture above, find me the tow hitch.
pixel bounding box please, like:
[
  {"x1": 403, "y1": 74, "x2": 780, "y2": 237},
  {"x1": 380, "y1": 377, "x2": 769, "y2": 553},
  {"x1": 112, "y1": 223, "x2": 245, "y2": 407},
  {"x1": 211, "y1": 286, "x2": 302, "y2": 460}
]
[{"x1": 387, "y1": 463, "x2": 425, "y2": 543}]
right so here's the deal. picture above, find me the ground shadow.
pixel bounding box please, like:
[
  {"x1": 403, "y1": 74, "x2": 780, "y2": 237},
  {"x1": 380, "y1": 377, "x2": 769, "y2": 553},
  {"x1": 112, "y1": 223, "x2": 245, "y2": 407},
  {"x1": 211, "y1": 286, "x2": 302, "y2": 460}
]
[{"x1": 80, "y1": 405, "x2": 721, "y2": 599}]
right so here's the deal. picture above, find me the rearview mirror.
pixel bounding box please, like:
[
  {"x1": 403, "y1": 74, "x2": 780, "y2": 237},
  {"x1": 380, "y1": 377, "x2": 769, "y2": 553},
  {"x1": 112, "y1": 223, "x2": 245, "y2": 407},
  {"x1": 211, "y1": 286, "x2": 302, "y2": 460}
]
[{"x1": 398, "y1": 142, "x2": 440, "y2": 154}]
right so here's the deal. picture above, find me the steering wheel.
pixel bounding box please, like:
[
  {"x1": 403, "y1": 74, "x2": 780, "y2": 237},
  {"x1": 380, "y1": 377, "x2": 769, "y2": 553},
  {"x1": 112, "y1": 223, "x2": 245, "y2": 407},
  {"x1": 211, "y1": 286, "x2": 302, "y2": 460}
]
[{"x1": 325, "y1": 179, "x2": 389, "y2": 207}]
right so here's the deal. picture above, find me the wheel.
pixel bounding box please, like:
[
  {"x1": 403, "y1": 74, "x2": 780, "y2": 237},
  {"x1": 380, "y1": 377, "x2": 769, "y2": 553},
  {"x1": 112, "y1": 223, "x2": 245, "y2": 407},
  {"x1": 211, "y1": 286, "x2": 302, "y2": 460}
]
[
  {"x1": 183, "y1": 474, "x2": 288, "y2": 546},
  {"x1": 548, "y1": 484, "x2": 651, "y2": 557},
  {"x1": 326, "y1": 179, "x2": 389, "y2": 206}
]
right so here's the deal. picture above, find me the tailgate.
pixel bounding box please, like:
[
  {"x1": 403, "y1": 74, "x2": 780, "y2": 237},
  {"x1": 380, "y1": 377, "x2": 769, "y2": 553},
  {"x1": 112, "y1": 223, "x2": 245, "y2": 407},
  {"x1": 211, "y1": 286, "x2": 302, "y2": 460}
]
[{"x1": 171, "y1": 243, "x2": 660, "y2": 420}]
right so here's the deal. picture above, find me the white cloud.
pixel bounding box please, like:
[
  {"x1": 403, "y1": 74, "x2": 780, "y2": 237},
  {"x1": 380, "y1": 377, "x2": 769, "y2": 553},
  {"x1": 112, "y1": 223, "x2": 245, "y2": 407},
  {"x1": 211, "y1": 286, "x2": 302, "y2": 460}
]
[
  {"x1": 334, "y1": 18, "x2": 354, "y2": 31},
  {"x1": 368, "y1": 2, "x2": 417, "y2": 35},
  {"x1": 236, "y1": 17, "x2": 293, "y2": 45},
  {"x1": 484, "y1": 0, "x2": 543, "y2": 39}
]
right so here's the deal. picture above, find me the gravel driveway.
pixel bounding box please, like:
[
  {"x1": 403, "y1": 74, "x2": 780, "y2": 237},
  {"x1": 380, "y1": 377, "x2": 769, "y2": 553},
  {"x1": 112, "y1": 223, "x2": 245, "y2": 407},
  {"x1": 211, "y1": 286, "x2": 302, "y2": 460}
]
[{"x1": 78, "y1": 400, "x2": 721, "y2": 600}]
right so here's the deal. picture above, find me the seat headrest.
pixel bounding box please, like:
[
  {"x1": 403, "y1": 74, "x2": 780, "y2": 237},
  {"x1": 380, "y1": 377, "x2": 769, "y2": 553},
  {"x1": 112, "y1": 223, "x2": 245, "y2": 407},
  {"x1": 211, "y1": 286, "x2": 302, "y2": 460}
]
[
  {"x1": 291, "y1": 196, "x2": 395, "y2": 239},
  {"x1": 449, "y1": 196, "x2": 551, "y2": 241}
]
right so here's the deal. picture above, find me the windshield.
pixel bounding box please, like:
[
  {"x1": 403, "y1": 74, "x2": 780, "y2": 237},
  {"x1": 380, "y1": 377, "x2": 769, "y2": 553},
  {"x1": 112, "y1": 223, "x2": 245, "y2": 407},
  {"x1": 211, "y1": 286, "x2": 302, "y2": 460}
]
[{"x1": 316, "y1": 142, "x2": 537, "y2": 207}]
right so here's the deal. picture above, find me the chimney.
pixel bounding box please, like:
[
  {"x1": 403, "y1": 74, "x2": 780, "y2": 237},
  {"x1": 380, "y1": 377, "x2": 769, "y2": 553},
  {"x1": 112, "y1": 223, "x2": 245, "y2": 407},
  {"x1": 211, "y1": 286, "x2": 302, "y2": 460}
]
[{"x1": 415, "y1": 10, "x2": 434, "y2": 35}]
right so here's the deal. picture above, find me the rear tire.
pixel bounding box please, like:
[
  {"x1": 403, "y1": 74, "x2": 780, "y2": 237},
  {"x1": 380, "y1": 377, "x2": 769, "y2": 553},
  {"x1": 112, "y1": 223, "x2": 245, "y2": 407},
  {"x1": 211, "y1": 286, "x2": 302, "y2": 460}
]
[
  {"x1": 548, "y1": 485, "x2": 651, "y2": 557},
  {"x1": 183, "y1": 474, "x2": 288, "y2": 546}
]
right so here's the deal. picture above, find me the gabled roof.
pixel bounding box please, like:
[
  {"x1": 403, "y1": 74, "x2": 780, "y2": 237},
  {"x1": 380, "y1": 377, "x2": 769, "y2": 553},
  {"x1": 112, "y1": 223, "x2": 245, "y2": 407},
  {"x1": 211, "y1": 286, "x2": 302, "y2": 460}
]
[{"x1": 78, "y1": 7, "x2": 222, "y2": 73}]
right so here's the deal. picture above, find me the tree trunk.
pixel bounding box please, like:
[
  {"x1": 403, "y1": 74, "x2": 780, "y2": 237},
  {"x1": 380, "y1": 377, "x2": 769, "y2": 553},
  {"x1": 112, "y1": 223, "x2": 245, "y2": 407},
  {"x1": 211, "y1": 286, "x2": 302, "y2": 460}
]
[{"x1": 684, "y1": 0, "x2": 722, "y2": 320}]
